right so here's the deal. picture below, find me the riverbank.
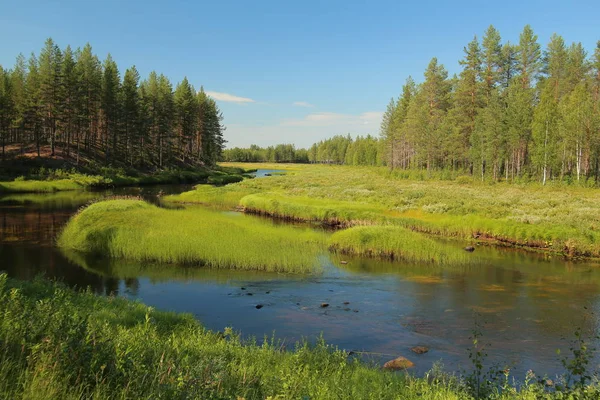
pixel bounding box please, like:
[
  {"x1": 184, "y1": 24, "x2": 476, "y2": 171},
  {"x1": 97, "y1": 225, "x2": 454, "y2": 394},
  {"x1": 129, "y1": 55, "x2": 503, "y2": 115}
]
[
  {"x1": 2, "y1": 274, "x2": 599, "y2": 399},
  {"x1": 166, "y1": 163, "x2": 600, "y2": 259},
  {"x1": 0, "y1": 167, "x2": 246, "y2": 194}
]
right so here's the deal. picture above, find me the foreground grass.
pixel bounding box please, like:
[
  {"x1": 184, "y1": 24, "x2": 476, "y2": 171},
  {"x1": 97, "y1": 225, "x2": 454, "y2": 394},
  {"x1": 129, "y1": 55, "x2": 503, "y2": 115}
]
[
  {"x1": 1, "y1": 275, "x2": 599, "y2": 399},
  {"x1": 58, "y1": 199, "x2": 325, "y2": 273},
  {"x1": 0, "y1": 275, "x2": 470, "y2": 400},
  {"x1": 329, "y1": 226, "x2": 477, "y2": 264},
  {"x1": 167, "y1": 164, "x2": 600, "y2": 258}
]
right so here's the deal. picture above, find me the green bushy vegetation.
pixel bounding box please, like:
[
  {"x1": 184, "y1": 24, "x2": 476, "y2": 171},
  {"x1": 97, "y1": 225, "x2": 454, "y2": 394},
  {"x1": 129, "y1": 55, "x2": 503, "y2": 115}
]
[
  {"x1": 58, "y1": 199, "x2": 325, "y2": 273},
  {"x1": 329, "y1": 226, "x2": 476, "y2": 264},
  {"x1": 168, "y1": 163, "x2": 600, "y2": 258}
]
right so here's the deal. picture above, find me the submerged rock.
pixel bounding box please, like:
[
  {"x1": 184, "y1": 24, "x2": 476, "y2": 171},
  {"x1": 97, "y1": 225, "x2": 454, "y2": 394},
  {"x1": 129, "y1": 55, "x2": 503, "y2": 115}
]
[
  {"x1": 383, "y1": 356, "x2": 414, "y2": 370},
  {"x1": 464, "y1": 246, "x2": 475, "y2": 252},
  {"x1": 411, "y1": 346, "x2": 429, "y2": 354}
]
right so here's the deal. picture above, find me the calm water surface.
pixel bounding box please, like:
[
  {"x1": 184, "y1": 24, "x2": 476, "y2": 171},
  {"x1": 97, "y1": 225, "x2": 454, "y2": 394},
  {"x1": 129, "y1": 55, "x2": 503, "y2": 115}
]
[{"x1": 1, "y1": 171, "x2": 600, "y2": 377}]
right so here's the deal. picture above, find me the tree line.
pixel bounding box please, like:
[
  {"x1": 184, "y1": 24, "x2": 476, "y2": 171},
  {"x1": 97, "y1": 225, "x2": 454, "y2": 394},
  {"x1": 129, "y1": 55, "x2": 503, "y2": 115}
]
[
  {"x1": 222, "y1": 144, "x2": 309, "y2": 163},
  {"x1": 381, "y1": 25, "x2": 600, "y2": 184},
  {"x1": 222, "y1": 135, "x2": 382, "y2": 166},
  {"x1": 0, "y1": 38, "x2": 225, "y2": 169}
]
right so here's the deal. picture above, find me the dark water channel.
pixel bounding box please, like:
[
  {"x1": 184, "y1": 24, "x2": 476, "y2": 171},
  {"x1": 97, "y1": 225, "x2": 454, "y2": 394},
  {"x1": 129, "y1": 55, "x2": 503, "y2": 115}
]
[{"x1": 1, "y1": 171, "x2": 600, "y2": 378}]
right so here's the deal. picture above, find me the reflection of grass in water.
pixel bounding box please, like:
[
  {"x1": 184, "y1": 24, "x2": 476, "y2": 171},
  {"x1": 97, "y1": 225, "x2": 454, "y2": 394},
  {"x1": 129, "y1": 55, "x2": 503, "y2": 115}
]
[
  {"x1": 63, "y1": 249, "x2": 295, "y2": 284},
  {"x1": 58, "y1": 200, "x2": 326, "y2": 273},
  {"x1": 0, "y1": 191, "x2": 101, "y2": 209}
]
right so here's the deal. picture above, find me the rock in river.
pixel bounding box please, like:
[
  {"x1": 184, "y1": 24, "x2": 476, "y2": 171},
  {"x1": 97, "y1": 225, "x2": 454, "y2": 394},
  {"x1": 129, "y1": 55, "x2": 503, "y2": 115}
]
[
  {"x1": 383, "y1": 356, "x2": 414, "y2": 370},
  {"x1": 411, "y1": 346, "x2": 429, "y2": 354}
]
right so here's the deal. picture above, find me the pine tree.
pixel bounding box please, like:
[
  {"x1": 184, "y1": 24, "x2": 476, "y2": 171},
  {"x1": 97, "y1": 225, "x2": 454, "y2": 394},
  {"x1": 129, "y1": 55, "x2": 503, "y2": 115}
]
[
  {"x1": 61, "y1": 46, "x2": 78, "y2": 157},
  {"x1": 481, "y1": 25, "x2": 502, "y2": 99},
  {"x1": 101, "y1": 54, "x2": 121, "y2": 163},
  {"x1": 450, "y1": 36, "x2": 482, "y2": 169},
  {"x1": 0, "y1": 66, "x2": 14, "y2": 160},
  {"x1": 174, "y1": 77, "x2": 198, "y2": 163},
  {"x1": 499, "y1": 42, "x2": 518, "y2": 88},
  {"x1": 121, "y1": 66, "x2": 140, "y2": 166},
  {"x1": 75, "y1": 44, "x2": 101, "y2": 163},
  {"x1": 25, "y1": 53, "x2": 43, "y2": 157},
  {"x1": 380, "y1": 97, "x2": 396, "y2": 168},
  {"x1": 38, "y1": 38, "x2": 63, "y2": 156},
  {"x1": 393, "y1": 77, "x2": 415, "y2": 169},
  {"x1": 517, "y1": 25, "x2": 542, "y2": 88},
  {"x1": 10, "y1": 54, "x2": 27, "y2": 154},
  {"x1": 532, "y1": 83, "x2": 560, "y2": 184}
]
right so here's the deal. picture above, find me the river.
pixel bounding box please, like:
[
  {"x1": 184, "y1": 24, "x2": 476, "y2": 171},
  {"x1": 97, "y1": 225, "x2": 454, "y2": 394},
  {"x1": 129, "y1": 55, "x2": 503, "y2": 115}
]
[{"x1": 1, "y1": 171, "x2": 599, "y2": 378}]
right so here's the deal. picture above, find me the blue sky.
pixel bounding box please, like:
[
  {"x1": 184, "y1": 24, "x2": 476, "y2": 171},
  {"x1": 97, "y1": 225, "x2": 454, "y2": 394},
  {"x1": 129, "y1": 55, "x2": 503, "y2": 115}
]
[{"x1": 1, "y1": 0, "x2": 599, "y2": 148}]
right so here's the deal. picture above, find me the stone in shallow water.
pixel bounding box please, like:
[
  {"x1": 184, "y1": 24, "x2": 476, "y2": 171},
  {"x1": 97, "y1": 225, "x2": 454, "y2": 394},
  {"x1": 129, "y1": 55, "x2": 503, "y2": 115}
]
[
  {"x1": 383, "y1": 356, "x2": 414, "y2": 370},
  {"x1": 411, "y1": 346, "x2": 429, "y2": 354}
]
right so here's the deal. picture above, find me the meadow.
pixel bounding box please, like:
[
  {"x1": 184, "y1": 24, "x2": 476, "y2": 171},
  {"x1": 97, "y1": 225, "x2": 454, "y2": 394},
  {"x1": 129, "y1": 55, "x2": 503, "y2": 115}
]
[
  {"x1": 58, "y1": 199, "x2": 325, "y2": 273},
  {"x1": 166, "y1": 163, "x2": 600, "y2": 258}
]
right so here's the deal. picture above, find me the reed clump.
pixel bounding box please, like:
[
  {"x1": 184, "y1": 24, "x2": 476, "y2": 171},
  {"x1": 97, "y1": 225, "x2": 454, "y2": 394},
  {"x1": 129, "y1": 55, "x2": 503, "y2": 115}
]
[
  {"x1": 329, "y1": 225, "x2": 476, "y2": 265},
  {"x1": 58, "y1": 199, "x2": 325, "y2": 273}
]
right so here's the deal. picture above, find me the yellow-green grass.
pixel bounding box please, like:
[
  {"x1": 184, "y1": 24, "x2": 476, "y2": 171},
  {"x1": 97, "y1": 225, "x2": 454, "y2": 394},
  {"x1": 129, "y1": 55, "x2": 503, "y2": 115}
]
[
  {"x1": 240, "y1": 193, "x2": 388, "y2": 226},
  {"x1": 0, "y1": 168, "x2": 245, "y2": 194},
  {"x1": 0, "y1": 191, "x2": 102, "y2": 209},
  {"x1": 0, "y1": 176, "x2": 106, "y2": 193},
  {"x1": 58, "y1": 199, "x2": 325, "y2": 273},
  {"x1": 329, "y1": 226, "x2": 477, "y2": 264},
  {"x1": 168, "y1": 163, "x2": 600, "y2": 258}
]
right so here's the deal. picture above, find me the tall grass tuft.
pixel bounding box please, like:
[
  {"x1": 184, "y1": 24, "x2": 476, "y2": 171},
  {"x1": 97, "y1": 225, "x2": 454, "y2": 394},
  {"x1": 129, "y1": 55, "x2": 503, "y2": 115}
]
[
  {"x1": 58, "y1": 199, "x2": 325, "y2": 273},
  {"x1": 329, "y1": 226, "x2": 477, "y2": 265}
]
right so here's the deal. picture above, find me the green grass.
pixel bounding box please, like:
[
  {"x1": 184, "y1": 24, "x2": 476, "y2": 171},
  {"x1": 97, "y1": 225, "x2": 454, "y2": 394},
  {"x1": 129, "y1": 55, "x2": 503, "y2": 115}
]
[
  {"x1": 329, "y1": 226, "x2": 477, "y2": 264},
  {"x1": 2, "y1": 274, "x2": 599, "y2": 399},
  {"x1": 0, "y1": 175, "x2": 108, "y2": 193},
  {"x1": 166, "y1": 163, "x2": 600, "y2": 258},
  {"x1": 58, "y1": 199, "x2": 325, "y2": 273},
  {"x1": 0, "y1": 167, "x2": 246, "y2": 194},
  {"x1": 0, "y1": 274, "x2": 471, "y2": 400},
  {"x1": 0, "y1": 191, "x2": 102, "y2": 209}
]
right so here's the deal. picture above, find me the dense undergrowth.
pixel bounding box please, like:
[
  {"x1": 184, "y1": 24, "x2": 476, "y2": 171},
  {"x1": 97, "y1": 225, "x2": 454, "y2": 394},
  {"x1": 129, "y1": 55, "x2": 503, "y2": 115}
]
[
  {"x1": 167, "y1": 163, "x2": 600, "y2": 258},
  {"x1": 1, "y1": 274, "x2": 599, "y2": 399},
  {"x1": 58, "y1": 199, "x2": 324, "y2": 273}
]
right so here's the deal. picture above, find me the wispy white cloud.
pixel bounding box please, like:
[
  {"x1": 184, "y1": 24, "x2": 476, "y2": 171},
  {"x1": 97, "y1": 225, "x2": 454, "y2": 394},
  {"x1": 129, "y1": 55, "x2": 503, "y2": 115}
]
[
  {"x1": 280, "y1": 111, "x2": 383, "y2": 127},
  {"x1": 292, "y1": 101, "x2": 314, "y2": 108},
  {"x1": 223, "y1": 110, "x2": 384, "y2": 148},
  {"x1": 205, "y1": 91, "x2": 255, "y2": 104}
]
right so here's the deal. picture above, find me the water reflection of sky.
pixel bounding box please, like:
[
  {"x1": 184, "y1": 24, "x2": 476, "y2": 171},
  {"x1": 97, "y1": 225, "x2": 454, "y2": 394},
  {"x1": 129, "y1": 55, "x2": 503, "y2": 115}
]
[{"x1": 1, "y1": 180, "x2": 600, "y2": 378}]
